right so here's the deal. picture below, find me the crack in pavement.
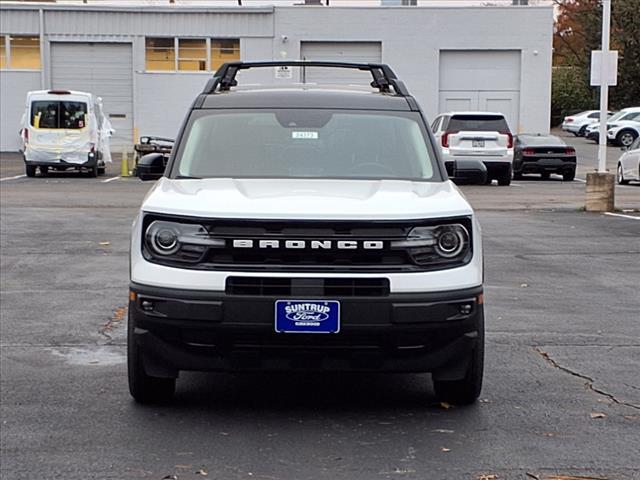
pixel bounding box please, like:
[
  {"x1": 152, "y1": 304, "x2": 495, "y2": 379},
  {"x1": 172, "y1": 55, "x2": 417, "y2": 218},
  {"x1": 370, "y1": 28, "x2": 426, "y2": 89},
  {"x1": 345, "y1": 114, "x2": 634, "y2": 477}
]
[{"x1": 533, "y1": 347, "x2": 640, "y2": 411}]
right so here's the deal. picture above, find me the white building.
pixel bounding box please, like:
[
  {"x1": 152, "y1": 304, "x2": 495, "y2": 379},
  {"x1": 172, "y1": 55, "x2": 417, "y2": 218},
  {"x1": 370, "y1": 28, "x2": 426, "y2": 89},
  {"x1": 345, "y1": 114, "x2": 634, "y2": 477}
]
[{"x1": 0, "y1": 2, "x2": 553, "y2": 151}]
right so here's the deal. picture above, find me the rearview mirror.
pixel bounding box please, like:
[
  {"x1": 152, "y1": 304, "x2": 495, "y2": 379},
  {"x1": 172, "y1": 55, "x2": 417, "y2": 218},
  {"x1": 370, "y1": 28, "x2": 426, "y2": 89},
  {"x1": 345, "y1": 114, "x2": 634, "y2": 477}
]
[
  {"x1": 137, "y1": 153, "x2": 167, "y2": 181},
  {"x1": 451, "y1": 159, "x2": 488, "y2": 185}
]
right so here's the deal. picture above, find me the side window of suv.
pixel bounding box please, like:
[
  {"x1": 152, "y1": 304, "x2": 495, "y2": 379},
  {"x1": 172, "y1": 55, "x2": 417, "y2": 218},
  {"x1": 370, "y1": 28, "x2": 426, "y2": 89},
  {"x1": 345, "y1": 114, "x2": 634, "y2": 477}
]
[
  {"x1": 621, "y1": 112, "x2": 640, "y2": 121},
  {"x1": 431, "y1": 117, "x2": 442, "y2": 133}
]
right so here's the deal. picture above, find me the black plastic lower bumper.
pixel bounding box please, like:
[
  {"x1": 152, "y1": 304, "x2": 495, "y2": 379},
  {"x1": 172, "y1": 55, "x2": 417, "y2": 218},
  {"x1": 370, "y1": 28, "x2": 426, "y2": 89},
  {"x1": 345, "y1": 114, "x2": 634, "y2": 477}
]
[
  {"x1": 129, "y1": 283, "x2": 484, "y2": 378},
  {"x1": 519, "y1": 159, "x2": 576, "y2": 174}
]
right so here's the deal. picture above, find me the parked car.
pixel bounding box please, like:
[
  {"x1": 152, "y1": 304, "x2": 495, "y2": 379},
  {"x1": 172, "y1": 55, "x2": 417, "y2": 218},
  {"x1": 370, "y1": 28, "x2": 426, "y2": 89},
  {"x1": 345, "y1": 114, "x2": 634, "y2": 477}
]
[
  {"x1": 607, "y1": 120, "x2": 640, "y2": 147},
  {"x1": 586, "y1": 107, "x2": 640, "y2": 143},
  {"x1": 561, "y1": 110, "x2": 613, "y2": 137},
  {"x1": 19, "y1": 89, "x2": 113, "y2": 177},
  {"x1": 128, "y1": 61, "x2": 485, "y2": 405},
  {"x1": 431, "y1": 112, "x2": 514, "y2": 186},
  {"x1": 513, "y1": 134, "x2": 576, "y2": 181},
  {"x1": 617, "y1": 136, "x2": 640, "y2": 185}
]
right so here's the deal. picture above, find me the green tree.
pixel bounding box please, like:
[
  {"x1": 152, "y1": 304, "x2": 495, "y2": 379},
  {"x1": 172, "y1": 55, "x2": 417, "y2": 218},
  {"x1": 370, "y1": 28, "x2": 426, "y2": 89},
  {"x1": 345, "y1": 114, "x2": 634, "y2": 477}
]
[{"x1": 553, "y1": 0, "x2": 640, "y2": 110}]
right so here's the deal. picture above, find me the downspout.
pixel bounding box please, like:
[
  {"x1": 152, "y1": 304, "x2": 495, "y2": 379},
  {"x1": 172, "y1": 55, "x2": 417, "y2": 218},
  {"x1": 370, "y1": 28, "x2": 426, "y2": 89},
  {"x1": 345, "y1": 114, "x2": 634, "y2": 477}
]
[{"x1": 39, "y1": 8, "x2": 45, "y2": 89}]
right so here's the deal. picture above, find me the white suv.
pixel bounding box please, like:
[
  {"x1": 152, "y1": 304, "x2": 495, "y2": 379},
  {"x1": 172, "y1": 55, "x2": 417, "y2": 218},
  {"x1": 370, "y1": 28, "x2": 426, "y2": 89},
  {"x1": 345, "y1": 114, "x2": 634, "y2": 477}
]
[
  {"x1": 431, "y1": 112, "x2": 514, "y2": 186},
  {"x1": 129, "y1": 62, "x2": 485, "y2": 406}
]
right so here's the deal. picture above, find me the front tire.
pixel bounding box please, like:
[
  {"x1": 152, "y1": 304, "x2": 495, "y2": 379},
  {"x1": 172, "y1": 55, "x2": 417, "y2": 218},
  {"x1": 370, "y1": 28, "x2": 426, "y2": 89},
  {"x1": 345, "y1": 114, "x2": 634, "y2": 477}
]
[
  {"x1": 617, "y1": 163, "x2": 629, "y2": 185},
  {"x1": 433, "y1": 317, "x2": 484, "y2": 406},
  {"x1": 541, "y1": 172, "x2": 551, "y2": 180},
  {"x1": 562, "y1": 170, "x2": 575, "y2": 181},
  {"x1": 128, "y1": 309, "x2": 176, "y2": 404}
]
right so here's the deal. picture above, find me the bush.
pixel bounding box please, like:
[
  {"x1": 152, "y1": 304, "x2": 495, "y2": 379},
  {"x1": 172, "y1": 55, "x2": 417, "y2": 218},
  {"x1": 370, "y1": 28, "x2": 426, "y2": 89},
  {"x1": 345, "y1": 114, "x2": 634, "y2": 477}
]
[{"x1": 551, "y1": 66, "x2": 597, "y2": 127}]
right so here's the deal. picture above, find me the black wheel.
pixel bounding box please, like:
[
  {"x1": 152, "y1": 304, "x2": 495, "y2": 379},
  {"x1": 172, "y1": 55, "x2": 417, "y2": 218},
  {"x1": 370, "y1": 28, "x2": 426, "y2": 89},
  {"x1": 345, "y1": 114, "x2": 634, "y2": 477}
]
[
  {"x1": 484, "y1": 176, "x2": 493, "y2": 185},
  {"x1": 617, "y1": 130, "x2": 638, "y2": 148},
  {"x1": 40, "y1": 166, "x2": 49, "y2": 176},
  {"x1": 87, "y1": 164, "x2": 98, "y2": 178},
  {"x1": 578, "y1": 125, "x2": 588, "y2": 137},
  {"x1": 128, "y1": 309, "x2": 176, "y2": 404},
  {"x1": 562, "y1": 170, "x2": 575, "y2": 182},
  {"x1": 433, "y1": 316, "x2": 484, "y2": 406},
  {"x1": 497, "y1": 167, "x2": 512, "y2": 186},
  {"x1": 541, "y1": 172, "x2": 551, "y2": 180},
  {"x1": 25, "y1": 164, "x2": 37, "y2": 177},
  {"x1": 97, "y1": 165, "x2": 106, "y2": 176},
  {"x1": 617, "y1": 163, "x2": 629, "y2": 185},
  {"x1": 513, "y1": 171, "x2": 523, "y2": 180}
]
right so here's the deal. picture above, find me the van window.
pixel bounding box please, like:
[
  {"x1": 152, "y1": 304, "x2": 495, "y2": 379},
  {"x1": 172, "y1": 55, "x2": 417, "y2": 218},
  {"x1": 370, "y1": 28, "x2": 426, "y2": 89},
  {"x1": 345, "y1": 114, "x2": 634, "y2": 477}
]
[{"x1": 31, "y1": 101, "x2": 88, "y2": 129}]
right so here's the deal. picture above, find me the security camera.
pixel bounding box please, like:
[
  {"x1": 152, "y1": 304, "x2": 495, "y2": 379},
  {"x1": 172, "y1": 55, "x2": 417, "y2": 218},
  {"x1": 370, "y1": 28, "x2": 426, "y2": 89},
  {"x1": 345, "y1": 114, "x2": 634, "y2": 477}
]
[{"x1": 281, "y1": 35, "x2": 289, "y2": 43}]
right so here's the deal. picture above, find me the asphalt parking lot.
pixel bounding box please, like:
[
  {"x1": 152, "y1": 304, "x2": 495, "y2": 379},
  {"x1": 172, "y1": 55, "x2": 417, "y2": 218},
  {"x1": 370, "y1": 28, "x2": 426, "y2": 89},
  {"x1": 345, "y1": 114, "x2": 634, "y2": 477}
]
[{"x1": 1, "y1": 134, "x2": 639, "y2": 480}]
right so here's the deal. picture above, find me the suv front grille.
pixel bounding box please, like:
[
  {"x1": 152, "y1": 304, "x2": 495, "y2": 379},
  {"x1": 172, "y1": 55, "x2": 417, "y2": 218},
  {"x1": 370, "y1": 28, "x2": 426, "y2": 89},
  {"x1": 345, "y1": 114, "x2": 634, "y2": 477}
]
[
  {"x1": 142, "y1": 216, "x2": 473, "y2": 272},
  {"x1": 226, "y1": 277, "x2": 390, "y2": 297}
]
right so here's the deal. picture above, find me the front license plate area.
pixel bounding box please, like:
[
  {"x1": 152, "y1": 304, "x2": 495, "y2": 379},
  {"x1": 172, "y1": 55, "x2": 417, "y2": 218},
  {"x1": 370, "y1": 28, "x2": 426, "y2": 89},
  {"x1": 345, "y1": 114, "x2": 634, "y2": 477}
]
[
  {"x1": 472, "y1": 139, "x2": 485, "y2": 148},
  {"x1": 275, "y1": 300, "x2": 340, "y2": 334}
]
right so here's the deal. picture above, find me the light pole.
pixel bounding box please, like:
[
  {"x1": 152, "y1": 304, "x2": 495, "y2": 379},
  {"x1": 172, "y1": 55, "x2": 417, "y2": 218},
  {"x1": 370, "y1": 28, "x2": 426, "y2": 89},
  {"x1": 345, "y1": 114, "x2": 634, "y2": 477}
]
[{"x1": 597, "y1": 0, "x2": 611, "y2": 173}]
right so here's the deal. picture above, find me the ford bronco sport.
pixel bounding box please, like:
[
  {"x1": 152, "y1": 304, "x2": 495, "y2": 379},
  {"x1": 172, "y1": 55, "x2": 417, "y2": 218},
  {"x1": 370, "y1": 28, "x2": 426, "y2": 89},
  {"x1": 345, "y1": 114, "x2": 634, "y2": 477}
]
[{"x1": 129, "y1": 61, "x2": 485, "y2": 405}]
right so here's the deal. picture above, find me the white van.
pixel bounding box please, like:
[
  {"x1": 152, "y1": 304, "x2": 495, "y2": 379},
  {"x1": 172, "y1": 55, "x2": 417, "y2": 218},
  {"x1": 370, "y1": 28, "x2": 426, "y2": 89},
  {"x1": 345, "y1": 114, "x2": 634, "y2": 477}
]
[{"x1": 20, "y1": 90, "x2": 113, "y2": 177}]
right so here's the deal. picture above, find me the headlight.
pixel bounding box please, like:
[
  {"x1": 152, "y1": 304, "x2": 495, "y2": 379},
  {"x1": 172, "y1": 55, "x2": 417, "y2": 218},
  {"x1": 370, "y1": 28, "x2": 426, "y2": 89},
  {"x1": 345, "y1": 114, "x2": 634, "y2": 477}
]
[
  {"x1": 144, "y1": 220, "x2": 223, "y2": 261},
  {"x1": 391, "y1": 223, "x2": 470, "y2": 266}
]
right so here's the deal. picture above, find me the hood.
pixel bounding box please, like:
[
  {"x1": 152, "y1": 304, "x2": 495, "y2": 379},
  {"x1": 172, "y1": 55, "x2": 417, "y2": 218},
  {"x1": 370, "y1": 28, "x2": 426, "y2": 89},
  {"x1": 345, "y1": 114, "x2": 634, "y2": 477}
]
[{"x1": 141, "y1": 178, "x2": 473, "y2": 220}]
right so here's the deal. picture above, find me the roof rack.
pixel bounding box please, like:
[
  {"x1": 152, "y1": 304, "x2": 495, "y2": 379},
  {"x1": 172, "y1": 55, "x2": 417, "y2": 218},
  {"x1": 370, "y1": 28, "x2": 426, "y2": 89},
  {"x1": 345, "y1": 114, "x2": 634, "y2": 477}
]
[{"x1": 201, "y1": 61, "x2": 410, "y2": 97}]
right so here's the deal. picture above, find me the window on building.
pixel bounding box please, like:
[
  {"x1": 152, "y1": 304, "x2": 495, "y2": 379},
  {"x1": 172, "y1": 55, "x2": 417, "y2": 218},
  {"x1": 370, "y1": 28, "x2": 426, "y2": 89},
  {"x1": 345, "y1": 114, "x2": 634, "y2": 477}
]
[
  {"x1": 211, "y1": 39, "x2": 240, "y2": 71},
  {"x1": 0, "y1": 37, "x2": 6, "y2": 69},
  {"x1": 145, "y1": 37, "x2": 175, "y2": 71},
  {"x1": 178, "y1": 38, "x2": 207, "y2": 71},
  {"x1": 0, "y1": 35, "x2": 41, "y2": 70},
  {"x1": 145, "y1": 37, "x2": 240, "y2": 72}
]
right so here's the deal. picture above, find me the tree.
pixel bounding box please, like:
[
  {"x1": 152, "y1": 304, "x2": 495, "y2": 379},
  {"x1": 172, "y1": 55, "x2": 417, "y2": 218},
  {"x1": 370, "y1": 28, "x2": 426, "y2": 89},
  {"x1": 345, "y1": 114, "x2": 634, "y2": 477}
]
[{"x1": 553, "y1": 0, "x2": 640, "y2": 109}]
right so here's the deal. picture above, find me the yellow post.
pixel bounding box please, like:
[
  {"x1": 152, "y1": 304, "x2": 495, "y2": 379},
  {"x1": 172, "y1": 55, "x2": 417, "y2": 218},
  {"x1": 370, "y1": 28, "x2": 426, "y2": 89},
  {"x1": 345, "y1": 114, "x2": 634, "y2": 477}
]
[{"x1": 121, "y1": 147, "x2": 129, "y2": 177}]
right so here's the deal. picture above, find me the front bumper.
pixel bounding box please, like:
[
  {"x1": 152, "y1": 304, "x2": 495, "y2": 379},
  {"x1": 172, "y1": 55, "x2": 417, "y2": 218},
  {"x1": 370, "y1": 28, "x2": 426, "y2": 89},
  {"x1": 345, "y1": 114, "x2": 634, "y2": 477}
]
[{"x1": 130, "y1": 283, "x2": 483, "y2": 378}]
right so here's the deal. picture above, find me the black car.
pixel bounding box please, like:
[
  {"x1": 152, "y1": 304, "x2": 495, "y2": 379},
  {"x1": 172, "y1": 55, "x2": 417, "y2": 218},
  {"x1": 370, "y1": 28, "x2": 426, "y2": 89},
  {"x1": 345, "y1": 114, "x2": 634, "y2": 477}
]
[{"x1": 513, "y1": 134, "x2": 576, "y2": 181}]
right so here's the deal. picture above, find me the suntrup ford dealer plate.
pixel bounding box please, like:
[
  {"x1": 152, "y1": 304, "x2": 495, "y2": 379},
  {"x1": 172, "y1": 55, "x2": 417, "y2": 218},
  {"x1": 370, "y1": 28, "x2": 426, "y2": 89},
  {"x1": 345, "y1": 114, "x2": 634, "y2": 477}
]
[{"x1": 275, "y1": 300, "x2": 340, "y2": 334}]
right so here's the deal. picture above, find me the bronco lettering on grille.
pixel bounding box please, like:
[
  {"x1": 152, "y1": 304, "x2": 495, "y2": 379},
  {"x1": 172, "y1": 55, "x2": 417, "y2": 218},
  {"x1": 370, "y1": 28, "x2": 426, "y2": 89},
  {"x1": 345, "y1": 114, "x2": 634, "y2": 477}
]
[{"x1": 231, "y1": 239, "x2": 384, "y2": 250}]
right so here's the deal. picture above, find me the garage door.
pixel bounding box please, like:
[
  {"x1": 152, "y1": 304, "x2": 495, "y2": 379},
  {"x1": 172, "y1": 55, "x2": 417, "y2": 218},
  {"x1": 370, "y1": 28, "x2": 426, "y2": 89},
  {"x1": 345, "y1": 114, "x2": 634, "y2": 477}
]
[
  {"x1": 439, "y1": 50, "x2": 521, "y2": 132},
  {"x1": 51, "y1": 43, "x2": 133, "y2": 148},
  {"x1": 300, "y1": 42, "x2": 382, "y2": 85}
]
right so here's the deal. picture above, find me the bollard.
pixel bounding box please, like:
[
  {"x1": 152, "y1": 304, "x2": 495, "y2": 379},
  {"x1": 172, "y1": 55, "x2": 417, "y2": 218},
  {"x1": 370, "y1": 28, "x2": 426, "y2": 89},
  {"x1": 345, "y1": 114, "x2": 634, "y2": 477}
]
[
  {"x1": 585, "y1": 172, "x2": 615, "y2": 212},
  {"x1": 121, "y1": 148, "x2": 129, "y2": 177}
]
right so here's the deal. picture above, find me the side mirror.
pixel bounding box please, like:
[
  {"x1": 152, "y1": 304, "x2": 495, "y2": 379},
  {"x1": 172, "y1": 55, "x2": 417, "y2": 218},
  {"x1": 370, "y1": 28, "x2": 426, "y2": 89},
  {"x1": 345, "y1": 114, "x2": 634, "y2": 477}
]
[
  {"x1": 137, "y1": 152, "x2": 167, "y2": 181},
  {"x1": 451, "y1": 159, "x2": 488, "y2": 185}
]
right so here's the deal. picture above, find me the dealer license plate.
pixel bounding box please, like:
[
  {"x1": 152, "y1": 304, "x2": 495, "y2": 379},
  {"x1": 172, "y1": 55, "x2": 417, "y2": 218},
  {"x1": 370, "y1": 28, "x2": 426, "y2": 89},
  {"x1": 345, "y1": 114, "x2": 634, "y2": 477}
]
[{"x1": 275, "y1": 300, "x2": 340, "y2": 334}]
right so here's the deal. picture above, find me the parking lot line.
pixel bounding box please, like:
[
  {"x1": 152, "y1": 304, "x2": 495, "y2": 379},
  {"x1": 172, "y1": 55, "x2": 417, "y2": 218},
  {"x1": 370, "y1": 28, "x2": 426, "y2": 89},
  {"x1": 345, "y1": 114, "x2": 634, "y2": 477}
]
[
  {"x1": 604, "y1": 212, "x2": 640, "y2": 221},
  {"x1": 0, "y1": 174, "x2": 26, "y2": 182},
  {"x1": 574, "y1": 178, "x2": 586, "y2": 183},
  {"x1": 101, "y1": 176, "x2": 121, "y2": 183}
]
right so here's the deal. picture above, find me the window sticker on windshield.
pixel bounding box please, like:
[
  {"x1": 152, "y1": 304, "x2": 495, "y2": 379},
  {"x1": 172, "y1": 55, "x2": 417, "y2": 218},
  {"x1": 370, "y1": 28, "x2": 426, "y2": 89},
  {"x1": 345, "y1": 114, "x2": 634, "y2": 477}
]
[{"x1": 292, "y1": 131, "x2": 318, "y2": 140}]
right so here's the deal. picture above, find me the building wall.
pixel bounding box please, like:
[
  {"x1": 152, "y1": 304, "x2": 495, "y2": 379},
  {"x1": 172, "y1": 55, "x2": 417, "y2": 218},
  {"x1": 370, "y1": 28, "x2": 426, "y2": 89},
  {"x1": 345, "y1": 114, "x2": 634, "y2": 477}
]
[{"x1": 0, "y1": 4, "x2": 553, "y2": 151}]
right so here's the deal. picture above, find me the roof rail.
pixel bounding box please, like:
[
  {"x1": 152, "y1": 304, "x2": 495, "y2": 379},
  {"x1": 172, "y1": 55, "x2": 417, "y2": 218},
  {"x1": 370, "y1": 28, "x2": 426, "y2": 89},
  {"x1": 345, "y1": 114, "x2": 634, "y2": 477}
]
[{"x1": 201, "y1": 61, "x2": 410, "y2": 97}]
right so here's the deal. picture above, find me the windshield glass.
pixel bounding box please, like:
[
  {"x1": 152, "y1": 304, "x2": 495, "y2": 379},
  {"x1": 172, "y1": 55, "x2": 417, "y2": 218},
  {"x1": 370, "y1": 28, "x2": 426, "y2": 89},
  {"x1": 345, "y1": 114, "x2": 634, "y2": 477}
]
[
  {"x1": 31, "y1": 100, "x2": 88, "y2": 130},
  {"x1": 174, "y1": 110, "x2": 437, "y2": 180}
]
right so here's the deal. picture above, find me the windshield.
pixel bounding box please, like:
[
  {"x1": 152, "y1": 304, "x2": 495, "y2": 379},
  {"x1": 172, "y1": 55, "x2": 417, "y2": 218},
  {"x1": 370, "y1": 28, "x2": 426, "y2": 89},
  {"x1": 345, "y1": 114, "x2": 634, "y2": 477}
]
[
  {"x1": 31, "y1": 100, "x2": 88, "y2": 130},
  {"x1": 174, "y1": 110, "x2": 437, "y2": 180}
]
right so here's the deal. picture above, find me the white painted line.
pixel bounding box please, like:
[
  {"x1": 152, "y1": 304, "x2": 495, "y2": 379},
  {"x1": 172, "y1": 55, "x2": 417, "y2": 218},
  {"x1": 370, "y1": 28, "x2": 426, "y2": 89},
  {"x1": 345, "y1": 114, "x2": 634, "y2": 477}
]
[
  {"x1": 510, "y1": 183, "x2": 524, "y2": 187},
  {"x1": 574, "y1": 178, "x2": 586, "y2": 183},
  {"x1": 0, "y1": 174, "x2": 26, "y2": 182},
  {"x1": 101, "y1": 176, "x2": 121, "y2": 183},
  {"x1": 604, "y1": 212, "x2": 640, "y2": 221}
]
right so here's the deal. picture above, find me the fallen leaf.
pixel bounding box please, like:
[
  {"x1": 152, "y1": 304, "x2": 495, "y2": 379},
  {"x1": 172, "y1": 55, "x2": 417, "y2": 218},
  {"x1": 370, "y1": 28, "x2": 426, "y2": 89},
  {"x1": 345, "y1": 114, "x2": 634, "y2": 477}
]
[
  {"x1": 162, "y1": 476, "x2": 178, "y2": 480},
  {"x1": 99, "y1": 241, "x2": 110, "y2": 246},
  {"x1": 478, "y1": 475, "x2": 498, "y2": 480},
  {"x1": 590, "y1": 412, "x2": 606, "y2": 419},
  {"x1": 440, "y1": 447, "x2": 451, "y2": 452},
  {"x1": 525, "y1": 474, "x2": 541, "y2": 480},
  {"x1": 520, "y1": 283, "x2": 529, "y2": 288},
  {"x1": 195, "y1": 469, "x2": 208, "y2": 476},
  {"x1": 439, "y1": 402, "x2": 452, "y2": 410},
  {"x1": 432, "y1": 429, "x2": 454, "y2": 433}
]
